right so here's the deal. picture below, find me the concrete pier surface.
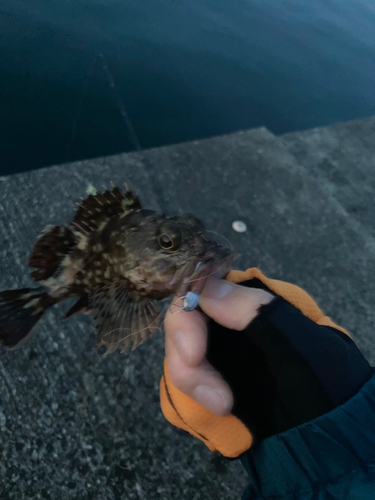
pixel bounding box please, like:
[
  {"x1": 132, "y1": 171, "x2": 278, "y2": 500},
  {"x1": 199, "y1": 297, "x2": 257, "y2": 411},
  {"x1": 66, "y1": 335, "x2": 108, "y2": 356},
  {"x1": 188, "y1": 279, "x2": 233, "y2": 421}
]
[{"x1": 0, "y1": 115, "x2": 374, "y2": 499}]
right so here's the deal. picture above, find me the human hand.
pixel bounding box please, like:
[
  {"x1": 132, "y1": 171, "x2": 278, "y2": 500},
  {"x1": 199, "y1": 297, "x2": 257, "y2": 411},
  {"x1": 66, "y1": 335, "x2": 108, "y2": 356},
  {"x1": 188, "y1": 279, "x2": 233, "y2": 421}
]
[
  {"x1": 161, "y1": 268, "x2": 372, "y2": 457},
  {"x1": 165, "y1": 277, "x2": 273, "y2": 416}
]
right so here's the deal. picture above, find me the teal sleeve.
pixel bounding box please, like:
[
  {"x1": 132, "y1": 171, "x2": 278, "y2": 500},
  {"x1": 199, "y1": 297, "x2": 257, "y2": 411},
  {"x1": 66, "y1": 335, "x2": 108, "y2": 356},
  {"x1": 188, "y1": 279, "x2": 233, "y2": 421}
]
[{"x1": 240, "y1": 374, "x2": 375, "y2": 499}]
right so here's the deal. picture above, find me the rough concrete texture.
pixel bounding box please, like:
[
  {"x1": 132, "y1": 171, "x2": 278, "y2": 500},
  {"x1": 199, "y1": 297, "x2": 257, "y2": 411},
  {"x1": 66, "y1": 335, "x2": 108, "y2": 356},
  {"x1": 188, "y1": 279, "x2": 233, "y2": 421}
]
[
  {"x1": 280, "y1": 116, "x2": 375, "y2": 239},
  {"x1": 0, "y1": 116, "x2": 374, "y2": 499}
]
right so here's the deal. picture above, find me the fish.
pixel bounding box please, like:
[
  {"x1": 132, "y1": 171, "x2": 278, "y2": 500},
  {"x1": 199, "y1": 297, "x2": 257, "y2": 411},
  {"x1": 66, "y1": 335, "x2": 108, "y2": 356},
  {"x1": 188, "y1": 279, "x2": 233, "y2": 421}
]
[{"x1": 0, "y1": 184, "x2": 235, "y2": 353}]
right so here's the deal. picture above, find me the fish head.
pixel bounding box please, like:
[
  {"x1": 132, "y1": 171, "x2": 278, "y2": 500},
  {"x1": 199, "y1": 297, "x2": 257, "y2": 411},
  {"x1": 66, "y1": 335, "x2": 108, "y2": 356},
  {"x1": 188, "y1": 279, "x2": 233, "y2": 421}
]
[{"x1": 119, "y1": 210, "x2": 236, "y2": 297}]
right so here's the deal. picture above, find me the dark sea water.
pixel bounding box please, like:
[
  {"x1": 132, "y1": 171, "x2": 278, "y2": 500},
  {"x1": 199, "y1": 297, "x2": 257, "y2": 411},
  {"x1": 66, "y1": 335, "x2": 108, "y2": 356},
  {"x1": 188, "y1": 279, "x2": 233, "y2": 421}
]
[{"x1": 0, "y1": 0, "x2": 374, "y2": 175}]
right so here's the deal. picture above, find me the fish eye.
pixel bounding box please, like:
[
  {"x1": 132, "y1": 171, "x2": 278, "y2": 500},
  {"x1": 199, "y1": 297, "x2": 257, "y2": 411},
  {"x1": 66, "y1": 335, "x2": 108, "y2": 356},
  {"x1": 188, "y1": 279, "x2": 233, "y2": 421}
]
[{"x1": 157, "y1": 227, "x2": 182, "y2": 251}]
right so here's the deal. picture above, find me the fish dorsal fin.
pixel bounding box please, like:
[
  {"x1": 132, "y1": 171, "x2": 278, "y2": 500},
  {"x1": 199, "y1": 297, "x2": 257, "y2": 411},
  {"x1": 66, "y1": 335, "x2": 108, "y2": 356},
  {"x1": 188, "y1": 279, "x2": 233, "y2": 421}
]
[
  {"x1": 71, "y1": 185, "x2": 142, "y2": 234},
  {"x1": 89, "y1": 283, "x2": 160, "y2": 354}
]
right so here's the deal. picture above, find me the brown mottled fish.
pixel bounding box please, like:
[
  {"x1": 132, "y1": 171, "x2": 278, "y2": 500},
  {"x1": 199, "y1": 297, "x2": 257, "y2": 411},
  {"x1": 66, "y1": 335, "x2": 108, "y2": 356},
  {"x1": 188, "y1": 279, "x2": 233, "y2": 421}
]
[{"x1": 0, "y1": 185, "x2": 235, "y2": 353}]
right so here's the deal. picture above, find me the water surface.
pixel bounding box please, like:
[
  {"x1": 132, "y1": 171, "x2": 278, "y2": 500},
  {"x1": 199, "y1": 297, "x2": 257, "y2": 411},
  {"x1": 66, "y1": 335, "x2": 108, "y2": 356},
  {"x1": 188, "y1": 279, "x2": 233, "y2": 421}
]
[{"x1": 0, "y1": 0, "x2": 374, "y2": 175}]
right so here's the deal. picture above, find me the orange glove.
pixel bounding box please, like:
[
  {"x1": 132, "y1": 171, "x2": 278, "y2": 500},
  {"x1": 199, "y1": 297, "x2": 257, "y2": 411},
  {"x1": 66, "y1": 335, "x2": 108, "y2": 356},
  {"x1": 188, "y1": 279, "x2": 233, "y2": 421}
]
[{"x1": 160, "y1": 268, "x2": 351, "y2": 458}]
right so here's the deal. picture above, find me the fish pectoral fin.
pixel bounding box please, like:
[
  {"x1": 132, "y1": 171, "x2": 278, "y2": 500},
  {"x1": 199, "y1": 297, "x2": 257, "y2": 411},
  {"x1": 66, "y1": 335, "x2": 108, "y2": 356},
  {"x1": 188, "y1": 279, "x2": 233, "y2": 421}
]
[{"x1": 89, "y1": 284, "x2": 160, "y2": 354}]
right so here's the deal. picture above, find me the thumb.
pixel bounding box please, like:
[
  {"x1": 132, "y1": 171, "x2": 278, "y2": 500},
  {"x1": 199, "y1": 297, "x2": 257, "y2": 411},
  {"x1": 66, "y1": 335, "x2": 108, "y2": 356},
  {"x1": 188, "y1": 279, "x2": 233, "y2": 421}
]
[{"x1": 199, "y1": 277, "x2": 274, "y2": 331}]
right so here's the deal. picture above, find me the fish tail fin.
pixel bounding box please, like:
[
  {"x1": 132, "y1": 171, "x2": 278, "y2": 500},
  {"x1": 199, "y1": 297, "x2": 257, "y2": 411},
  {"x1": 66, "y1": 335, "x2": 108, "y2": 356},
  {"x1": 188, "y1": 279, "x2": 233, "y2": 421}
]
[{"x1": 0, "y1": 288, "x2": 57, "y2": 349}]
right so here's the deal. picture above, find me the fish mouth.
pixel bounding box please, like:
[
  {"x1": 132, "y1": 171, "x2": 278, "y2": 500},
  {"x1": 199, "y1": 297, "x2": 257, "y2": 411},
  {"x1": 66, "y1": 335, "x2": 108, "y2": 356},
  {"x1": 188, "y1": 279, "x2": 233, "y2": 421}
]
[{"x1": 174, "y1": 248, "x2": 236, "y2": 297}]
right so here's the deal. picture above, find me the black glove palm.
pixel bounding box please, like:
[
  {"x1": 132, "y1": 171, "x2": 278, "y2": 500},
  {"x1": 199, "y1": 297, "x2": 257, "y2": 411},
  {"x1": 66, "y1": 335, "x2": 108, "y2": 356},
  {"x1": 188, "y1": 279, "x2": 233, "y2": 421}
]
[{"x1": 207, "y1": 279, "x2": 373, "y2": 442}]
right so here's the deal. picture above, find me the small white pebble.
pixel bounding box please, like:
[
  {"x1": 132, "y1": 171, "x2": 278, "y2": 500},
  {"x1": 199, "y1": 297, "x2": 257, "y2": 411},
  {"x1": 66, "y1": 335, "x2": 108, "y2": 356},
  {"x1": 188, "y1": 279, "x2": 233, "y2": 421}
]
[{"x1": 232, "y1": 220, "x2": 247, "y2": 233}]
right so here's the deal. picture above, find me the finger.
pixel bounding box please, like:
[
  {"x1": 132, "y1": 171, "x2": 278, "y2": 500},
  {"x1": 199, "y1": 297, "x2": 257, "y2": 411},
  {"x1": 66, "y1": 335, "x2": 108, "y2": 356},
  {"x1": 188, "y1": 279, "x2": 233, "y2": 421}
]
[
  {"x1": 199, "y1": 277, "x2": 274, "y2": 331},
  {"x1": 167, "y1": 348, "x2": 234, "y2": 416},
  {"x1": 164, "y1": 308, "x2": 207, "y2": 367},
  {"x1": 164, "y1": 307, "x2": 233, "y2": 416}
]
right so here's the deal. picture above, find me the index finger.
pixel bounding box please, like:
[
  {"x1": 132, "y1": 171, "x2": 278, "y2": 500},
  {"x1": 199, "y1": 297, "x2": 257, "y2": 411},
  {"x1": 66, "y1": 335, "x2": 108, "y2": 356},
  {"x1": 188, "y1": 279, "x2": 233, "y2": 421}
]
[{"x1": 198, "y1": 277, "x2": 274, "y2": 330}]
